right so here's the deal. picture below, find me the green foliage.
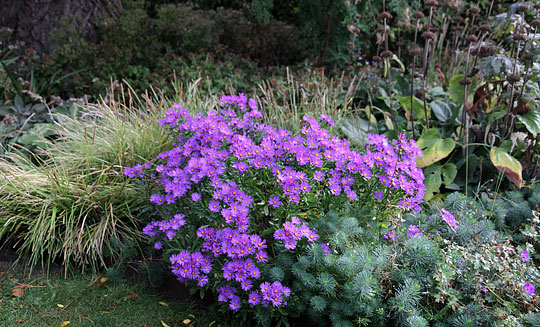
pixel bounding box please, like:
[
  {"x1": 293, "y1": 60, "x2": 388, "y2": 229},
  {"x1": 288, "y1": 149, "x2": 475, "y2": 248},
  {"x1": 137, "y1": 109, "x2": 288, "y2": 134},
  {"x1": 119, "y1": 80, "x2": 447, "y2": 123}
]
[{"x1": 0, "y1": 87, "x2": 173, "y2": 272}]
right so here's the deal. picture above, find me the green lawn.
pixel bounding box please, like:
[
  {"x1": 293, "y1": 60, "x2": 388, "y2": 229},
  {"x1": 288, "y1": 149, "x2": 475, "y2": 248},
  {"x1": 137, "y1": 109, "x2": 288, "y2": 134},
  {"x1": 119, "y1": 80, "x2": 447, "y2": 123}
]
[{"x1": 0, "y1": 266, "x2": 220, "y2": 327}]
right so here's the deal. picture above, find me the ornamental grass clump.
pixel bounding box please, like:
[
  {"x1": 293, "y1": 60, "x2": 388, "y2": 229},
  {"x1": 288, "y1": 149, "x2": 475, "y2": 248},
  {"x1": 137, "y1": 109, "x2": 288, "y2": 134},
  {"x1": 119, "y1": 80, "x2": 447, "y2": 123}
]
[{"x1": 126, "y1": 93, "x2": 427, "y2": 322}]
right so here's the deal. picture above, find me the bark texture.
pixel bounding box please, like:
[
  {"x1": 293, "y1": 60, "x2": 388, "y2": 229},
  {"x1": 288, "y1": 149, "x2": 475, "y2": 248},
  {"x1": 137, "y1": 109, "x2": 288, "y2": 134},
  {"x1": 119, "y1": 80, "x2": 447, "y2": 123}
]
[{"x1": 0, "y1": 0, "x2": 122, "y2": 53}]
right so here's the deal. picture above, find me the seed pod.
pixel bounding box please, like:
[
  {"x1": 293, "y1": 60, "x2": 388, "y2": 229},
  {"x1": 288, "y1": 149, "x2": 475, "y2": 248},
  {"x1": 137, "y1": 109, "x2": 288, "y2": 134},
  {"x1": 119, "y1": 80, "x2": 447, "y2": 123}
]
[
  {"x1": 396, "y1": 41, "x2": 404, "y2": 47},
  {"x1": 381, "y1": 50, "x2": 393, "y2": 58},
  {"x1": 513, "y1": 33, "x2": 527, "y2": 41},
  {"x1": 516, "y1": 4, "x2": 530, "y2": 13},
  {"x1": 422, "y1": 31, "x2": 436, "y2": 39},
  {"x1": 377, "y1": 11, "x2": 393, "y2": 21},
  {"x1": 409, "y1": 48, "x2": 422, "y2": 56},
  {"x1": 531, "y1": 19, "x2": 540, "y2": 28},
  {"x1": 425, "y1": 0, "x2": 438, "y2": 7},
  {"x1": 372, "y1": 55, "x2": 382, "y2": 62},
  {"x1": 507, "y1": 74, "x2": 520, "y2": 83},
  {"x1": 469, "y1": 7, "x2": 480, "y2": 15},
  {"x1": 466, "y1": 35, "x2": 478, "y2": 43},
  {"x1": 459, "y1": 77, "x2": 472, "y2": 85},
  {"x1": 412, "y1": 11, "x2": 425, "y2": 19},
  {"x1": 347, "y1": 42, "x2": 355, "y2": 50}
]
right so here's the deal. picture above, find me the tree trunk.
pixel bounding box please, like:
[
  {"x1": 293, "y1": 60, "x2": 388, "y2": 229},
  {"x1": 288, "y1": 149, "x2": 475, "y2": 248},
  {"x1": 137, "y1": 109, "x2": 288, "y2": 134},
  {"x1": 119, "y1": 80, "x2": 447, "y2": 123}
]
[{"x1": 0, "y1": 0, "x2": 122, "y2": 53}]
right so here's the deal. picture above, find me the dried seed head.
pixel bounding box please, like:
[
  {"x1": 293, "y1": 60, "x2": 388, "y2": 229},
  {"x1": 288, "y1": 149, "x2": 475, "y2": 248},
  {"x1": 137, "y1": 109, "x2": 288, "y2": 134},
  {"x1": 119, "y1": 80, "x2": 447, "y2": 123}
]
[
  {"x1": 471, "y1": 24, "x2": 479, "y2": 31},
  {"x1": 354, "y1": 27, "x2": 361, "y2": 34},
  {"x1": 466, "y1": 35, "x2": 478, "y2": 43},
  {"x1": 459, "y1": 77, "x2": 472, "y2": 85},
  {"x1": 453, "y1": 17, "x2": 464, "y2": 23},
  {"x1": 513, "y1": 33, "x2": 527, "y2": 41},
  {"x1": 531, "y1": 19, "x2": 540, "y2": 28},
  {"x1": 396, "y1": 41, "x2": 404, "y2": 47},
  {"x1": 514, "y1": 100, "x2": 530, "y2": 115},
  {"x1": 347, "y1": 65, "x2": 354, "y2": 72},
  {"x1": 381, "y1": 50, "x2": 393, "y2": 58},
  {"x1": 516, "y1": 4, "x2": 530, "y2": 13},
  {"x1": 522, "y1": 53, "x2": 534, "y2": 61},
  {"x1": 422, "y1": 31, "x2": 436, "y2": 39},
  {"x1": 355, "y1": 14, "x2": 361, "y2": 19},
  {"x1": 372, "y1": 55, "x2": 382, "y2": 62},
  {"x1": 347, "y1": 42, "x2": 355, "y2": 50},
  {"x1": 507, "y1": 74, "x2": 520, "y2": 83},
  {"x1": 415, "y1": 90, "x2": 425, "y2": 98},
  {"x1": 377, "y1": 11, "x2": 393, "y2": 21},
  {"x1": 425, "y1": 0, "x2": 438, "y2": 7},
  {"x1": 409, "y1": 48, "x2": 422, "y2": 56},
  {"x1": 396, "y1": 22, "x2": 404, "y2": 29},
  {"x1": 479, "y1": 23, "x2": 491, "y2": 32},
  {"x1": 472, "y1": 45, "x2": 495, "y2": 58},
  {"x1": 468, "y1": 7, "x2": 480, "y2": 15},
  {"x1": 377, "y1": 26, "x2": 390, "y2": 33},
  {"x1": 455, "y1": 25, "x2": 464, "y2": 31},
  {"x1": 412, "y1": 11, "x2": 425, "y2": 19}
]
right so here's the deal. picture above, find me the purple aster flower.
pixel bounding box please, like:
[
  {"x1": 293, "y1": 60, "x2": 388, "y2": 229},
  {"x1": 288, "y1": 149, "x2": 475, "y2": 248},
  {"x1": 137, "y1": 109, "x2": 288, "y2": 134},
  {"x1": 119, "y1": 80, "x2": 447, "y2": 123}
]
[
  {"x1": 191, "y1": 192, "x2": 202, "y2": 202},
  {"x1": 154, "y1": 241, "x2": 163, "y2": 250},
  {"x1": 521, "y1": 250, "x2": 530, "y2": 262},
  {"x1": 383, "y1": 230, "x2": 397, "y2": 241},
  {"x1": 406, "y1": 225, "x2": 422, "y2": 238},
  {"x1": 248, "y1": 291, "x2": 261, "y2": 306},
  {"x1": 208, "y1": 200, "x2": 221, "y2": 212},
  {"x1": 320, "y1": 243, "x2": 331, "y2": 254},
  {"x1": 268, "y1": 196, "x2": 281, "y2": 208},
  {"x1": 320, "y1": 114, "x2": 335, "y2": 126},
  {"x1": 440, "y1": 208, "x2": 458, "y2": 229},
  {"x1": 524, "y1": 283, "x2": 535, "y2": 295},
  {"x1": 373, "y1": 191, "x2": 384, "y2": 201}
]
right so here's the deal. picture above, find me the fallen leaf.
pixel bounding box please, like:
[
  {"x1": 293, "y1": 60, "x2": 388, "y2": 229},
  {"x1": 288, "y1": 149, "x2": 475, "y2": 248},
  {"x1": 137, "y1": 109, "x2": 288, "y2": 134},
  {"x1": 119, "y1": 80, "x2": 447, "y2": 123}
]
[
  {"x1": 209, "y1": 321, "x2": 216, "y2": 327},
  {"x1": 188, "y1": 314, "x2": 195, "y2": 318},
  {"x1": 183, "y1": 319, "x2": 192, "y2": 325},
  {"x1": 103, "y1": 311, "x2": 111, "y2": 314},
  {"x1": 126, "y1": 292, "x2": 139, "y2": 299},
  {"x1": 100, "y1": 277, "x2": 109, "y2": 284},
  {"x1": 61, "y1": 321, "x2": 71, "y2": 327},
  {"x1": 158, "y1": 301, "x2": 168, "y2": 306},
  {"x1": 12, "y1": 288, "x2": 24, "y2": 297},
  {"x1": 57, "y1": 304, "x2": 64, "y2": 308},
  {"x1": 161, "y1": 321, "x2": 170, "y2": 327}
]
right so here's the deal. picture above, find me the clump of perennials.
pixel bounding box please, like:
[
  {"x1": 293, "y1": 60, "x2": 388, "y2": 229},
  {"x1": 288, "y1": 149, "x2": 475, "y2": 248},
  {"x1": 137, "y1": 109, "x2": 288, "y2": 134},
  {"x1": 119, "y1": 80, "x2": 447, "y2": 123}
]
[{"x1": 125, "y1": 93, "x2": 427, "y2": 312}]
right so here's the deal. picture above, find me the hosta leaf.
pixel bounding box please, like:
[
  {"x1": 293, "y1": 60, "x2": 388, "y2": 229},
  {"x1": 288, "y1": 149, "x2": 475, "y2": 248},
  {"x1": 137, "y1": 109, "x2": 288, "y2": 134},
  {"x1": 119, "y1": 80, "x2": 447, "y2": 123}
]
[
  {"x1": 489, "y1": 146, "x2": 522, "y2": 187},
  {"x1": 415, "y1": 129, "x2": 455, "y2": 168},
  {"x1": 423, "y1": 165, "x2": 442, "y2": 200},
  {"x1": 431, "y1": 100, "x2": 452, "y2": 123},
  {"x1": 441, "y1": 163, "x2": 457, "y2": 185},
  {"x1": 449, "y1": 75, "x2": 465, "y2": 105},
  {"x1": 516, "y1": 109, "x2": 540, "y2": 137},
  {"x1": 398, "y1": 96, "x2": 427, "y2": 121}
]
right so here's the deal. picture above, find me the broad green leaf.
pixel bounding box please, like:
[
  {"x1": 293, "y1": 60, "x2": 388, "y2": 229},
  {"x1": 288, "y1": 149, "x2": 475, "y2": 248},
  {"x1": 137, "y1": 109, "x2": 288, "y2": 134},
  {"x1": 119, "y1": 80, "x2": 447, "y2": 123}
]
[
  {"x1": 423, "y1": 165, "x2": 442, "y2": 200},
  {"x1": 415, "y1": 129, "x2": 455, "y2": 168},
  {"x1": 516, "y1": 108, "x2": 540, "y2": 137},
  {"x1": 449, "y1": 74, "x2": 465, "y2": 105},
  {"x1": 441, "y1": 163, "x2": 457, "y2": 185},
  {"x1": 430, "y1": 100, "x2": 452, "y2": 123},
  {"x1": 398, "y1": 96, "x2": 427, "y2": 121},
  {"x1": 339, "y1": 116, "x2": 371, "y2": 145},
  {"x1": 490, "y1": 146, "x2": 522, "y2": 187},
  {"x1": 383, "y1": 112, "x2": 393, "y2": 130}
]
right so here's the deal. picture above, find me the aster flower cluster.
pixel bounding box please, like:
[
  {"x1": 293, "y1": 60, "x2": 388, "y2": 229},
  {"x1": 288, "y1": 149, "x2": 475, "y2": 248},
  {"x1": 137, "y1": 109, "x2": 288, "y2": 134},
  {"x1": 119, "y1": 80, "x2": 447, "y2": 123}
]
[
  {"x1": 125, "y1": 93, "x2": 426, "y2": 312},
  {"x1": 274, "y1": 217, "x2": 319, "y2": 249},
  {"x1": 440, "y1": 208, "x2": 458, "y2": 229}
]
